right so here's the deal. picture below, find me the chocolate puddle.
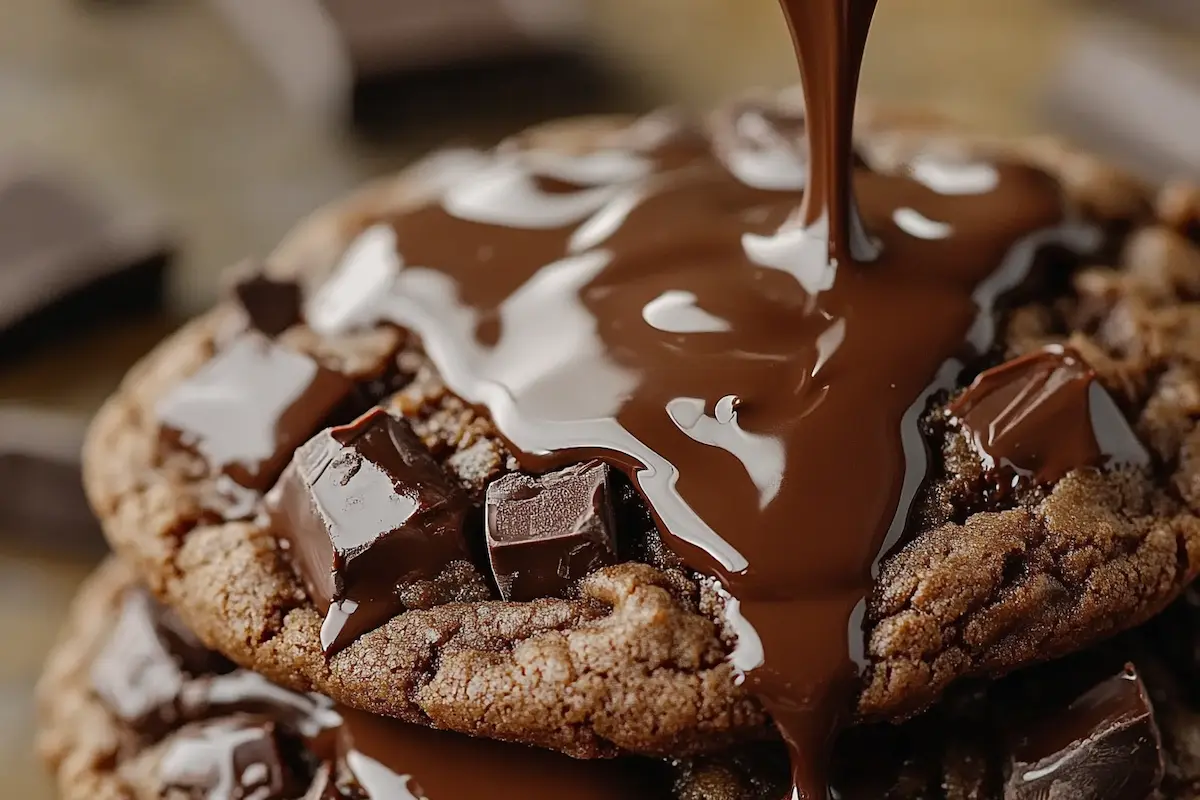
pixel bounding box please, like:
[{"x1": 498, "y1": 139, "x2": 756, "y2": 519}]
[{"x1": 294, "y1": 4, "x2": 1148, "y2": 798}]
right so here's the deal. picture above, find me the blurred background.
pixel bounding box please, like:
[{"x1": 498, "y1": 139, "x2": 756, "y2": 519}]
[{"x1": 2, "y1": 0, "x2": 1197, "y2": 795}]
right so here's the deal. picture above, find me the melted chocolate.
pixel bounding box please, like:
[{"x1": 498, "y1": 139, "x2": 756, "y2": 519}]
[
  {"x1": 157, "y1": 333, "x2": 353, "y2": 491},
  {"x1": 949, "y1": 346, "x2": 1149, "y2": 485},
  {"x1": 320, "y1": 64, "x2": 1097, "y2": 800},
  {"x1": 230, "y1": 1, "x2": 1146, "y2": 795}
]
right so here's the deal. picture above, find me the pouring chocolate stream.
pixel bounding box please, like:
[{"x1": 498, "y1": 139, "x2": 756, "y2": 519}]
[{"x1": 295, "y1": 3, "x2": 1140, "y2": 797}]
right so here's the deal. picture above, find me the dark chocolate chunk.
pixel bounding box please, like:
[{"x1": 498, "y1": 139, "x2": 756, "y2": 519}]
[
  {"x1": 157, "y1": 332, "x2": 353, "y2": 491},
  {"x1": 485, "y1": 460, "x2": 617, "y2": 601},
  {"x1": 1005, "y1": 664, "x2": 1164, "y2": 800},
  {"x1": 233, "y1": 270, "x2": 303, "y2": 337},
  {"x1": 0, "y1": 407, "x2": 105, "y2": 559},
  {"x1": 91, "y1": 590, "x2": 188, "y2": 732},
  {"x1": 0, "y1": 167, "x2": 169, "y2": 354},
  {"x1": 159, "y1": 718, "x2": 295, "y2": 800},
  {"x1": 90, "y1": 589, "x2": 229, "y2": 732},
  {"x1": 267, "y1": 407, "x2": 471, "y2": 654},
  {"x1": 948, "y1": 346, "x2": 1148, "y2": 485}
]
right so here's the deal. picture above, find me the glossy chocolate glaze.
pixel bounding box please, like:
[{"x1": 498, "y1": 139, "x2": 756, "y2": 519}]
[
  {"x1": 319, "y1": 62, "x2": 1101, "y2": 800},
  {"x1": 154, "y1": 2, "x2": 1151, "y2": 795},
  {"x1": 948, "y1": 346, "x2": 1149, "y2": 485}
]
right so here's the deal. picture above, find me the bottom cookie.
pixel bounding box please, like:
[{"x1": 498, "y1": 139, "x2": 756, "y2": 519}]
[{"x1": 35, "y1": 557, "x2": 1200, "y2": 799}]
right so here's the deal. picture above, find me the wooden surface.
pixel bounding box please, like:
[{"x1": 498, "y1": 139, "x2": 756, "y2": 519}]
[{"x1": 0, "y1": 0, "x2": 1133, "y2": 795}]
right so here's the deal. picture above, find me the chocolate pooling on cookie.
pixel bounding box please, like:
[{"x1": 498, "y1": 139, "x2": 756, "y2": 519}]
[
  {"x1": 271, "y1": 0, "x2": 1160, "y2": 791},
  {"x1": 948, "y1": 346, "x2": 1149, "y2": 486},
  {"x1": 1005, "y1": 664, "x2": 1164, "y2": 800},
  {"x1": 158, "y1": 333, "x2": 353, "y2": 491},
  {"x1": 267, "y1": 407, "x2": 472, "y2": 654},
  {"x1": 484, "y1": 460, "x2": 618, "y2": 601},
  {"x1": 90, "y1": 583, "x2": 675, "y2": 799}
]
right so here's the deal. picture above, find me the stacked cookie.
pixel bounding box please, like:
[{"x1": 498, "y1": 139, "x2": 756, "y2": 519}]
[{"x1": 35, "y1": 92, "x2": 1200, "y2": 799}]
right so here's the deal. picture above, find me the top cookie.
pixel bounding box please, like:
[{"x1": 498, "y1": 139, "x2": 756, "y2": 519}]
[{"x1": 84, "y1": 92, "x2": 1200, "y2": 760}]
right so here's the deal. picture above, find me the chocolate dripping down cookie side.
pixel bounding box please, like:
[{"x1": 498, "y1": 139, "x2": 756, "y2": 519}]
[{"x1": 149, "y1": 3, "x2": 1157, "y2": 800}]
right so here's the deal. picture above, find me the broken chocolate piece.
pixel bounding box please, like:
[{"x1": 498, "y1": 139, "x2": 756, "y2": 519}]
[
  {"x1": 948, "y1": 346, "x2": 1148, "y2": 485},
  {"x1": 233, "y1": 269, "x2": 303, "y2": 337},
  {"x1": 91, "y1": 590, "x2": 188, "y2": 732},
  {"x1": 0, "y1": 165, "x2": 170, "y2": 353},
  {"x1": 157, "y1": 333, "x2": 353, "y2": 491},
  {"x1": 90, "y1": 590, "x2": 229, "y2": 732},
  {"x1": 267, "y1": 407, "x2": 471, "y2": 654},
  {"x1": 485, "y1": 460, "x2": 617, "y2": 601},
  {"x1": 1005, "y1": 664, "x2": 1164, "y2": 800},
  {"x1": 160, "y1": 718, "x2": 294, "y2": 800}
]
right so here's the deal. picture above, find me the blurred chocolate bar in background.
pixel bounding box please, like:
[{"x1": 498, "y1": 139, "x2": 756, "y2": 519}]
[
  {"x1": 209, "y1": 0, "x2": 619, "y2": 135},
  {"x1": 1042, "y1": 19, "x2": 1200, "y2": 183},
  {"x1": 1096, "y1": 0, "x2": 1200, "y2": 32},
  {"x1": 0, "y1": 407, "x2": 105, "y2": 560},
  {"x1": 0, "y1": 164, "x2": 171, "y2": 359}
]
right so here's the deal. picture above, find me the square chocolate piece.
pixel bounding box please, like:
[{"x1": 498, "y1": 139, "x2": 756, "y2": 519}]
[
  {"x1": 267, "y1": 408, "x2": 471, "y2": 654},
  {"x1": 1005, "y1": 664, "x2": 1164, "y2": 800},
  {"x1": 156, "y1": 332, "x2": 353, "y2": 491},
  {"x1": 485, "y1": 460, "x2": 618, "y2": 602}
]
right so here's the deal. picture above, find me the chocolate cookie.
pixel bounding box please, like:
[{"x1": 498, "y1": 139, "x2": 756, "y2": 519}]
[
  {"x1": 82, "y1": 94, "x2": 1200, "y2": 762},
  {"x1": 38, "y1": 559, "x2": 1200, "y2": 799}
]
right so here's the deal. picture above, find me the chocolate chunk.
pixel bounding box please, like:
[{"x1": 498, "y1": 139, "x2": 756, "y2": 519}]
[
  {"x1": 267, "y1": 407, "x2": 471, "y2": 654},
  {"x1": 0, "y1": 407, "x2": 105, "y2": 558},
  {"x1": 233, "y1": 270, "x2": 303, "y2": 337},
  {"x1": 948, "y1": 346, "x2": 1148, "y2": 485},
  {"x1": 484, "y1": 461, "x2": 618, "y2": 601},
  {"x1": 157, "y1": 333, "x2": 353, "y2": 491},
  {"x1": 0, "y1": 166, "x2": 169, "y2": 354},
  {"x1": 1005, "y1": 664, "x2": 1164, "y2": 800},
  {"x1": 160, "y1": 718, "x2": 295, "y2": 800},
  {"x1": 91, "y1": 589, "x2": 228, "y2": 732}
]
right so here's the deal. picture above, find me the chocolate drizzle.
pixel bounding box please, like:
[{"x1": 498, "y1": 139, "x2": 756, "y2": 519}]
[{"x1": 319, "y1": 64, "x2": 1103, "y2": 800}]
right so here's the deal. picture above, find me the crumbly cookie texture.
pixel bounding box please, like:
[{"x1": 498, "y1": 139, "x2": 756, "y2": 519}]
[
  {"x1": 83, "y1": 103, "x2": 1200, "y2": 756},
  {"x1": 34, "y1": 559, "x2": 769, "y2": 800}
]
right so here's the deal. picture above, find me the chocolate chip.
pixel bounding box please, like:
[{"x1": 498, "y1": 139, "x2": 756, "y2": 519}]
[
  {"x1": 1005, "y1": 664, "x2": 1164, "y2": 800},
  {"x1": 267, "y1": 408, "x2": 472, "y2": 654},
  {"x1": 159, "y1": 718, "x2": 295, "y2": 800},
  {"x1": 948, "y1": 346, "x2": 1148, "y2": 486},
  {"x1": 484, "y1": 460, "x2": 618, "y2": 601},
  {"x1": 157, "y1": 333, "x2": 353, "y2": 491},
  {"x1": 233, "y1": 270, "x2": 303, "y2": 337}
]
